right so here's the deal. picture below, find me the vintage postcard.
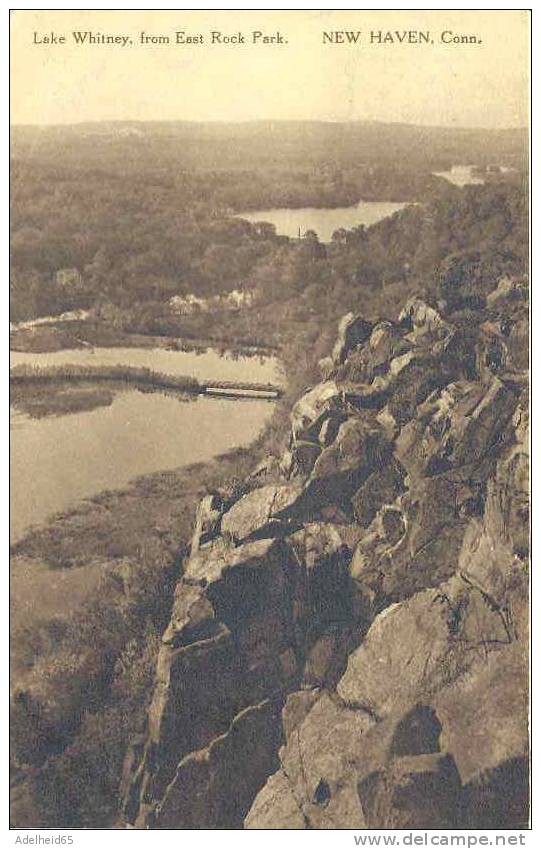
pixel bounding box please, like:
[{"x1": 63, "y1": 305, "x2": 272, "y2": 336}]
[{"x1": 9, "y1": 8, "x2": 530, "y2": 837}]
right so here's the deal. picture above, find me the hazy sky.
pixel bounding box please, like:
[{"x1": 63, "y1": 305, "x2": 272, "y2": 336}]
[{"x1": 10, "y1": 9, "x2": 529, "y2": 128}]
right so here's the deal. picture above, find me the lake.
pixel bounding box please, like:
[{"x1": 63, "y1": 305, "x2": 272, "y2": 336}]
[
  {"x1": 10, "y1": 345, "x2": 283, "y2": 386},
  {"x1": 10, "y1": 346, "x2": 283, "y2": 541},
  {"x1": 237, "y1": 200, "x2": 408, "y2": 242},
  {"x1": 433, "y1": 165, "x2": 485, "y2": 187}
]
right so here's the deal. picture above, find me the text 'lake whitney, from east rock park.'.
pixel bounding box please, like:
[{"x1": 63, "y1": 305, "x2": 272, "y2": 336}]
[{"x1": 31, "y1": 30, "x2": 289, "y2": 46}]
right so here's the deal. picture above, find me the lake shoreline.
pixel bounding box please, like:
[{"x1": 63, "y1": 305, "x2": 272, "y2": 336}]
[
  {"x1": 10, "y1": 441, "x2": 265, "y2": 567},
  {"x1": 9, "y1": 317, "x2": 281, "y2": 358},
  {"x1": 236, "y1": 198, "x2": 409, "y2": 242},
  {"x1": 10, "y1": 341, "x2": 284, "y2": 545},
  {"x1": 10, "y1": 363, "x2": 283, "y2": 399}
]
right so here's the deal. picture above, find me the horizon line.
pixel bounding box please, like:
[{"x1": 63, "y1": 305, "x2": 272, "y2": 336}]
[{"x1": 9, "y1": 118, "x2": 529, "y2": 133}]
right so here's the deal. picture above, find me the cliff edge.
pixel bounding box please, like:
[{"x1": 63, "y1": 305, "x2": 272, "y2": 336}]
[{"x1": 120, "y1": 277, "x2": 529, "y2": 829}]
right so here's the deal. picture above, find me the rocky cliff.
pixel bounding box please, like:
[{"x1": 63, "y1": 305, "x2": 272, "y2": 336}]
[{"x1": 120, "y1": 277, "x2": 529, "y2": 829}]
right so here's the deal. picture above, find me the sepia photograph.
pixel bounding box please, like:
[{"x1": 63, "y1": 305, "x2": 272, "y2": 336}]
[{"x1": 9, "y1": 7, "x2": 531, "y2": 835}]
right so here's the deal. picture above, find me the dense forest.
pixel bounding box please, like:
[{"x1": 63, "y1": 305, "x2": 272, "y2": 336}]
[
  {"x1": 10, "y1": 121, "x2": 527, "y2": 323},
  {"x1": 10, "y1": 121, "x2": 529, "y2": 827}
]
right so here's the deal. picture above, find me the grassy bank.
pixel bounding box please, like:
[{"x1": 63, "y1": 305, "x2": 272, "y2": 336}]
[{"x1": 10, "y1": 363, "x2": 283, "y2": 398}]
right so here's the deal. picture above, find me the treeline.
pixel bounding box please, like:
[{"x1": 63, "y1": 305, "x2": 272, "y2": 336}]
[
  {"x1": 11, "y1": 120, "x2": 527, "y2": 173},
  {"x1": 11, "y1": 170, "x2": 525, "y2": 332},
  {"x1": 10, "y1": 159, "x2": 433, "y2": 322},
  {"x1": 192, "y1": 163, "x2": 446, "y2": 209},
  {"x1": 10, "y1": 120, "x2": 527, "y2": 323},
  {"x1": 10, "y1": 163, "x2": 286, "y2": 321}
]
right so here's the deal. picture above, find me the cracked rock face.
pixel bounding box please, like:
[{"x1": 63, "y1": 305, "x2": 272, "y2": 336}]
[
  {"x1": 221, "y1": 482, "x2": 304, "y2": 543},
  {"x1": 121, "y1": 280, "x2": 528, "y2": 829}
]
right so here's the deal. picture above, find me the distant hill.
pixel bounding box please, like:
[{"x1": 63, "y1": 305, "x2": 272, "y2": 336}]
[{"x1": 10, "y1": 120, "x2": 528, "y2": 173}]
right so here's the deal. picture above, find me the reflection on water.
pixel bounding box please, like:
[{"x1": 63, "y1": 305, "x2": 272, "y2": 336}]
[
  {"x1": 11, "y1": 385, "x2": 117, "y2": 419},
  {"x1": 10, "y1": 387, "x2": 274, "y2": 541},
  {"x1": 10, "y1": 345, "x2": 284, "y2": 387},
  {"x1": 237, "y1": 201, "x2": 408, "y2": 242}
]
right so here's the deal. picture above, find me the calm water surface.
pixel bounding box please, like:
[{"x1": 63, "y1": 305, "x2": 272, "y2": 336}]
[
  {"x1": 433, "y1": 165, "x2": 485, "y2": 187},
  {"x1": 10, "y1": 390, "x2": 274, "y2": 541},
  {"x1": 10, "y1": 345, "x2": 284, "y2": 386},
  {"x1": 237, "y1": 200, "x2": 408, "y2": 242},
  {"x1": 10, "y1": 346, "x2": 282, "y2": 541}
]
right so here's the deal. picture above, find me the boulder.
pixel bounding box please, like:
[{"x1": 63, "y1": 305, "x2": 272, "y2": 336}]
[
  {"x1": 335, "y1": 322, "x2": 410, "y2": 385},
  {"x1": 337, "y1": 578, "x2": 510, "y2": 715},
  {"x1": 153, "y1": 699, "x2": 283, "y2": 829},
  {"x1": 400, "y1": 475, "x2": 469, "y2": 563},
  {"x1": 359, "y1": 753, "x2": 461, "y2": 829},
  {"x1": 396, "y1": 378, "x2": 519, "y2": 477},
  {"x1": 458, "y1": 398, "x2": 529, "y2": 604},
  {"x1": 279, "y1": 691, "x2": 374, "y2": 828},
  {"x1": 337, "y1": 591, "x2": 452, "y2": 714},
  {"x1": 221, "y1": 482, "x2": 303, "y2": 544},
  {"x1": 190, "y1": 494, "x2": 224, "y2": 555},
  {"x1": 349, "y1": 474, "x2": 476, "y2": 608},
  {"x1": 245, "y1": 769, "x2": 306, "y2": 829},
  {"x1": 331, "y1": 313, "x2": 373, "y2": 365},
  {"x1": 303, "y1": 417, "x2": 391, "y2": 507},
  {"x1": 252, "y1": 691, "x2": 462, "y2": 829},
  {"x1": 435, "y1": 642, "x2": 528, "y2": 788},
  {"x1": 123, "y1": 537, "x2": 303, "y2": 824},
  {"x1": 486, "y1": 275, "x2": 528, "y2": 309},
  {"x1": 288, "y1": 522, "x2": 354, "y2": 648},
  {"x1": 399, "y1": 296, "x2": 452, "y2": 342},
  {"x1": 291, "y1": 381, "x2": 343, "y2": 442},
  {"x1": 289, "y1": 440, "x2": 322, "y2": 476},
  {"x1": 135, "y1": 626, "x2": 241, "y2": 822},
  {"x1": 368, "y1": 322, "x2": 410, "y2": 370},
  {"x1": 351, "y1": 458, "x2": 406, "y2": 527},
  {"x1": 386, "y1": 355, "x2": 453, "y2": 426}
]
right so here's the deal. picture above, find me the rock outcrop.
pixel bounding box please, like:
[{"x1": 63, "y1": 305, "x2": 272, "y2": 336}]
[{"x1": 121, "y1": 278, "x2": 529, "y2": 829}]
